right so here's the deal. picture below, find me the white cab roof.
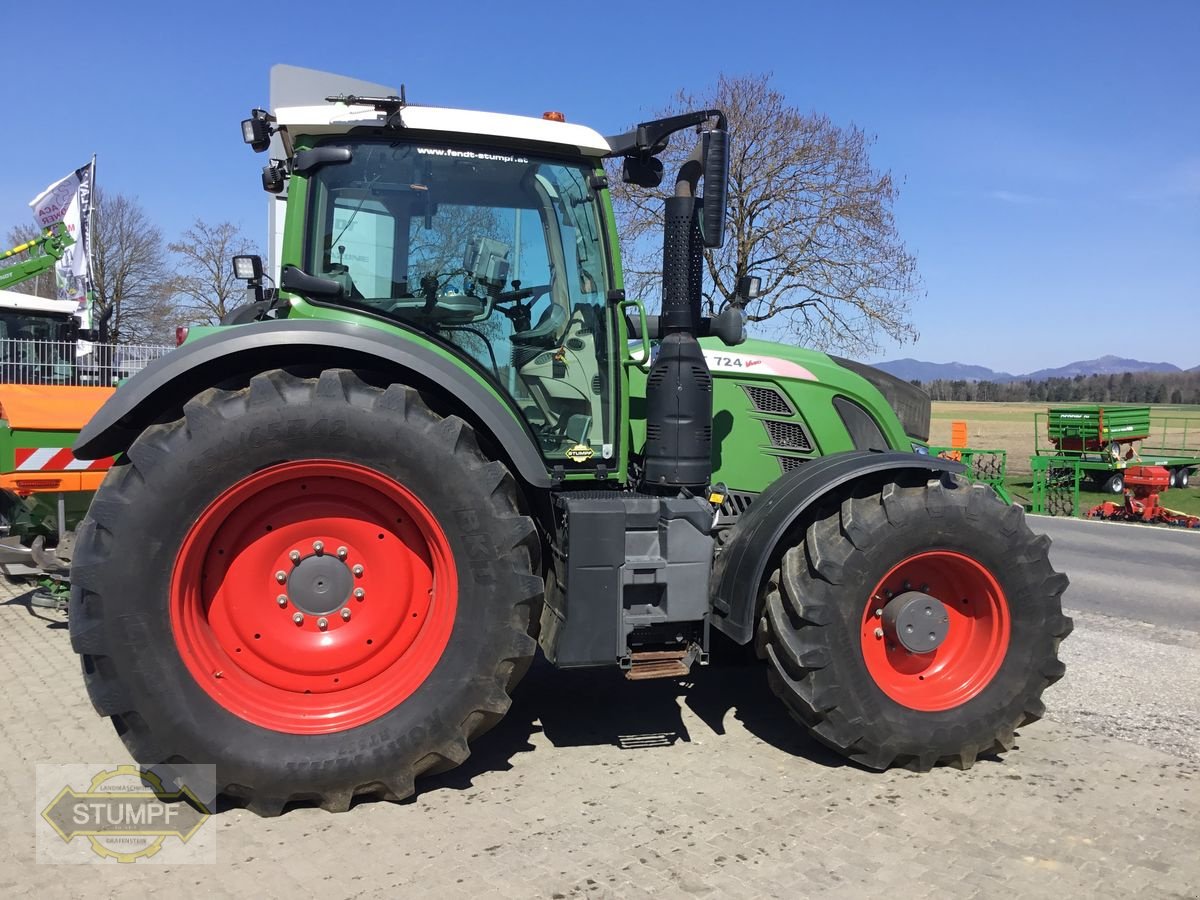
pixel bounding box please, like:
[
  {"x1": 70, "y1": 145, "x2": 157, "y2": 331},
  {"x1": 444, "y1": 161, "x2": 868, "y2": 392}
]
[
  {"x1": 0, "y1": 290, "x2": 79, "y2": 316},
  {"x1": 275, "y1": 103, "x2": 612, "y2": 157}
]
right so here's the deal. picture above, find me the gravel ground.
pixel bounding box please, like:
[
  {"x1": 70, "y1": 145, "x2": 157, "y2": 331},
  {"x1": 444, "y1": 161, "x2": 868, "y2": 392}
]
[{"x1": 1051, "y1": 607, "x2": 1200, "y2": 763}]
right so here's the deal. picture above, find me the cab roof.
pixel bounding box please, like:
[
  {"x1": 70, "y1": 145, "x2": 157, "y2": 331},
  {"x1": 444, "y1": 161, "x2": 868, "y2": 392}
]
[
  {"x1": 0, "y1": 289, "x2": 79, "y2": 316},
  {"x1": 275, "y1": 103, "x2": 612, "y2": 157}
]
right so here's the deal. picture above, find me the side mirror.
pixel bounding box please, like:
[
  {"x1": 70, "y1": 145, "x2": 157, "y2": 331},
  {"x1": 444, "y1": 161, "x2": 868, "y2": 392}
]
[
  {"x1": 622, "y1": 155, "x2": 664, "y2": 188},
  {"x1": 699, "y1": 128, "x2": 729, "y2": 248},
  {"x1": 280, "y1": 265, "x2": 345, "y2": 299}
]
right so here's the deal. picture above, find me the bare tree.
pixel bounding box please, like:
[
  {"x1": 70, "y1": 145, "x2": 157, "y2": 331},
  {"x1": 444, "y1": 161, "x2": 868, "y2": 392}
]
[
  {"x1": 91, "y1": 188, "x2": 176, "y2": 344},
  {"x1": 168, "y1": 219, "x2": 259, "y2": 325},
  {"x1": 609, "y1": 73, "x2": 921, "y2": 354},
  {"x1": 1, "y1": 223, "x2": 60, "y2": 298}
]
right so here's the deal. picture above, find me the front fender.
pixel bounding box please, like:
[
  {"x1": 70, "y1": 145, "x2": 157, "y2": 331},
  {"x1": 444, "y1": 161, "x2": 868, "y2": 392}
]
[
  {"x1": 74, "y1": 319, "x2": 553, "y2": 488},
  {"x1": 710, "y1": 451, "x2": 966, "y2": 644}
]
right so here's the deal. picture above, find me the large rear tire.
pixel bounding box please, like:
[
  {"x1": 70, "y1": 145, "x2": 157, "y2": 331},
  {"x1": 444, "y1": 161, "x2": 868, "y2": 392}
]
[
  {"x1": 70, "y1": 369, "x2": 542, "y2": 814},
  {"x1": 760, "y1": 473, "x2": 1071, "y2": 771}
]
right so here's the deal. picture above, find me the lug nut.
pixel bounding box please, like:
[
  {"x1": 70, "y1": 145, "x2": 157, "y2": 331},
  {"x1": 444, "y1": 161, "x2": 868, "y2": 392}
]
[
  {"x1": 353, "y1": 588, "x2": 365, "y2": 601},
  {"x1": 277, "y1": 594, "x2": 288, "y2": 607},
  {"x1": 874, "y1": 627, "x2": 884, "y2": 639},
  {"x1": 292, "y1": 612, "x2": 304, "y2": 625},
  {"x1": 313, "y1": 541, "x2": 324, "y2": 554},
  {"x1": 317, "y1": 617, "x2": 328, "y2": 631},
  {"x1": 289, "y1": 550, "x2": 302, "y2": 564},
  {"x1": 275, "y1": 571, "x2": 287, "y2": 584},
  {"x1": 874, "y1": 608, "x2": 883, "y2": 618},
  {"x1": 352, "y1": 564, "x2": 364, "y2": 577},
  {"x1": 337, "y1": 546, "x2": 348, "y2": 560},
  {"x1": 341, "y1": 608, "x2": 351, "y2": 621}
]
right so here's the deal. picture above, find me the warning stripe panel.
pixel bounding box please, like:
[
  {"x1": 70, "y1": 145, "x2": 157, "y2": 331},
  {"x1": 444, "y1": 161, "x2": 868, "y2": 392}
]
[{"x1": 13, "y1": 448, "x2": 114, "y2": 472}]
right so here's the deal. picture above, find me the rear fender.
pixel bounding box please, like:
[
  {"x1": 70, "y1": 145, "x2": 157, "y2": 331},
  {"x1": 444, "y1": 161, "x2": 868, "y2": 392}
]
[
  {"x1": 73, "y1": 319, "x2": 552, "y2": 489},
  {"x1": 710, "y1": 451, "x2": 966, "y2": 644}
]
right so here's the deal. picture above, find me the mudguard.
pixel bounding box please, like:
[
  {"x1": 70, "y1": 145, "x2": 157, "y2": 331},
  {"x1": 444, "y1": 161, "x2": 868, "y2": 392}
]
[
  {"x1": 710, "y1": 450, "x2": 966, "y2": 644},
  {"x1": 73, "y1": 319, "x2": 553, "y2": 488}
]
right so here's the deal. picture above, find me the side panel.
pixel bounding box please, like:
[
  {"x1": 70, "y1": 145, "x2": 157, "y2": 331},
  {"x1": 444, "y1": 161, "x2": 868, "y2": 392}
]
[{"x1": 709, "y1": 451, "x2": 966, "y2": 644}]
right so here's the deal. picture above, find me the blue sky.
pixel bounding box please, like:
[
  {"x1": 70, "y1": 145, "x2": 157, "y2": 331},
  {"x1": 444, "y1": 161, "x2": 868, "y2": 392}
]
[{"x1": 2, "y1": 0, "x2": 1196, "y2": 371}]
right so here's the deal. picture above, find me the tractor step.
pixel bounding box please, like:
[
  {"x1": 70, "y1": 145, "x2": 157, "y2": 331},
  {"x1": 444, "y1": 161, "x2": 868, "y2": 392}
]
[{"x1": 624, "y1": 646, "x2": 702, "y2": 681}]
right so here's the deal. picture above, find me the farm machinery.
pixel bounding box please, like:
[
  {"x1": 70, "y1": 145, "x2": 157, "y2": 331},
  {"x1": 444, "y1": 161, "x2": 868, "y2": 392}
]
[
  {"x1": 1036, "y1": 405, "x2": 1198, "y2": 494},
  {"x1": 66, "y1": 69, "x2": 1071, "y2": 815},
  {"x1": 1086, "y1": 465, "x2": 1200, "y2": 528},
  {"x1": 0, "y1": 228, "x2": 171, "y2": 590}
]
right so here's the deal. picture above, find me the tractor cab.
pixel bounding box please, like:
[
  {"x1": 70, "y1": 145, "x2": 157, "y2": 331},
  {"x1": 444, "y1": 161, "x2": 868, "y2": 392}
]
[
  {"x1": 296, "y1": 134, "x2": 614, "y2": 461},
  {"x1": 0, "y1": 291, "x2": 81, "y2": 385}
]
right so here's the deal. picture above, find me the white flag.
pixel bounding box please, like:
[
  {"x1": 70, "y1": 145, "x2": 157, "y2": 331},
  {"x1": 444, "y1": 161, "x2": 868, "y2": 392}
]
[{"x1": 28, "y1": 161, "x2": 94, "y2": 315}]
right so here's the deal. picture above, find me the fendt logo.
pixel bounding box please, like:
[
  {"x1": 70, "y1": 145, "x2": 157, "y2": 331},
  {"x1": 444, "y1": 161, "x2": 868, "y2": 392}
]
[{"x1": 36, "y1": 764, "x2": 215, "y2": 864}]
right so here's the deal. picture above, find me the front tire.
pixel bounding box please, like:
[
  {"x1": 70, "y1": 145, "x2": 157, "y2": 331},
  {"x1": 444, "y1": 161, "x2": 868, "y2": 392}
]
[
  {"x1": 70, "y1": 369, "x2": 543, "y2": 814},
  {"x1": 760, "y1": 474, "x2": 1071, "y2": 771}
]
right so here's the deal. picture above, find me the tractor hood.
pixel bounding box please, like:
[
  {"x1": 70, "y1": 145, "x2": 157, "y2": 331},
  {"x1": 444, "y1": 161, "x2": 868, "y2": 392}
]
[{"x1": 697, "y1": 337, "x2": 931, "y2": 444}]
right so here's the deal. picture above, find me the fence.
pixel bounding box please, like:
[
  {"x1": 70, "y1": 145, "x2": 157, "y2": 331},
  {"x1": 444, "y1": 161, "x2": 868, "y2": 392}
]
[
  {"x1": 928, "y1": 446, "x2": 1010, "y2": 504},
  {"x1": 0, "y1": 340, "x2": 174, "y2": 387}
]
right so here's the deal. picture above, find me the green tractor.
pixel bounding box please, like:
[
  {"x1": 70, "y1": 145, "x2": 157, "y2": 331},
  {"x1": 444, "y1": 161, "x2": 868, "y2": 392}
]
[{"x1": 68, "y1": 77, "x2": 1070, "y2": 815}]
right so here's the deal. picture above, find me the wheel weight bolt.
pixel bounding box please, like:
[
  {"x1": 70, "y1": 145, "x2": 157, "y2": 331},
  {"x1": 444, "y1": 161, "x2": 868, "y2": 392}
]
[
  {"x1": 874, "y1": 627, "x2": 884, "y2": 639},
  {"x1": 337, "y1": 546, "x2": 348, "y2": 560},
  {"x1": 341, "y1": 608, "x2": 351, "y2": 621},
  {"x1": 313, "y1": 541, "x2": 324, "y2": 554},
  {"x1": 277, "y1": 594, "x2": 288, "y2": 608},
  {"x1": 292, "y1": 612, "x2": 304, "y2": 625},
  {"x1": 353, "y1": 588, "x2": 365, "y2": 601},
  {"x1": 275, "y1": 571, "x2": 287, "y2": 584},
  {"x1": 352, "y1": 564, "x2": 364, "y2": 577},
  {"x1": 317, "y1": 617, "x2": 328, "y2": 631},
  {"x1": 289, "y1": 550, "x2": 301, "y2": 564}
]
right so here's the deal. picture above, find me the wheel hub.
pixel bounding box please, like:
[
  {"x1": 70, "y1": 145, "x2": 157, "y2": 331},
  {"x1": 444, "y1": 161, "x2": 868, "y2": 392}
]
[
  {"x1": 287, "y1": 554, "x2": 353, "y2": 615},
  {"x1": 881, "y1": 590, "x2": 949, "y2": 653}
]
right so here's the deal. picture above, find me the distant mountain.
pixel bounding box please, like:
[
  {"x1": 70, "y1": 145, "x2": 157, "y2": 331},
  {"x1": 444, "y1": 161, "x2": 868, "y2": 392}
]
[
  {"x1": 877, "y1": 354, "x2": 1185, "y2": 383},
  {"x1": 1023, "y1": 355, "x2": 1181, "y2": 380},
  {"x1": 875, "y1": 358, "x2": 1015, "y2": 383}
]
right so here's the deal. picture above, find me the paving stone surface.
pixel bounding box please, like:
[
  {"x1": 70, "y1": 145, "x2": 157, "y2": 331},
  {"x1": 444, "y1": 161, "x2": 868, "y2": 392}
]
[{"x1": 1, "y1": 578, "x2": 1196, "y2": 898}]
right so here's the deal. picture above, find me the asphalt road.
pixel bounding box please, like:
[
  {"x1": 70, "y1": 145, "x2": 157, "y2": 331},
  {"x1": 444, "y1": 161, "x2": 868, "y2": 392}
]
[{"x1": 1028, "y1": 514, "x2": 1200, "y2": 631}]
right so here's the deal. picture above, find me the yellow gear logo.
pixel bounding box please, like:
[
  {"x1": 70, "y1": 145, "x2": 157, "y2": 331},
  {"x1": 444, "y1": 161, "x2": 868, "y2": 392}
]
[{"x1": 40, "y1": 765, "x2": 211, "y2": 863}]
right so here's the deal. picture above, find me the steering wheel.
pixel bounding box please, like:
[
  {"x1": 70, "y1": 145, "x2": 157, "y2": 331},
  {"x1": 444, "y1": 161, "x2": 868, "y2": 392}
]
[{"x1": 494, "y1": 283, "x2": 552, "y2": 307}]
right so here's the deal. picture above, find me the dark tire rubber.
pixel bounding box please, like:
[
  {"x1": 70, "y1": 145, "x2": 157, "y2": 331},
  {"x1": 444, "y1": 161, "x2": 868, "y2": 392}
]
[
  {"x1": 1176, "y1": 468, "x2": 1190, "y2": 489},
  {"x1": 759, "y1": 473, "x2": 1072, "y2": 771},
  {"x1": 69, "y1": 369, "x2": 543, "y2": 815},
  {"x1": 1102, "y1": 473, "x2": 1125, "y2": 495}
]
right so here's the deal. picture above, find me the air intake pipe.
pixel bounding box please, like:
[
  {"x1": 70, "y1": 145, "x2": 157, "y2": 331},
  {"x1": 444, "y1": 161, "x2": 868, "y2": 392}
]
[{"x1": 641, "y1": 144, "x2": 715, "y2": 492}]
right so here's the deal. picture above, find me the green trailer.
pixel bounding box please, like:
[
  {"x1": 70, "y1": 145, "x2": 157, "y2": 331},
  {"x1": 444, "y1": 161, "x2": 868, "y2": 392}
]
[{"x1": 1033, "y1": 405, "x2": 1199, "y2": 499}]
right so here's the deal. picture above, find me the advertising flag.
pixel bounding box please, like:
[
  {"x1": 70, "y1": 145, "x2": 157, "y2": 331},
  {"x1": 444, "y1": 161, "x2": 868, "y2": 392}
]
[{"x1": 28, "y1": 160, "x2": 95, "y2": 323}]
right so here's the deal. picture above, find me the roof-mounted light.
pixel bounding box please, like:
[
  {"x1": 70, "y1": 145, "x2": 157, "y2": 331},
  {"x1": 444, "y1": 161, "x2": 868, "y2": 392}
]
[
  {"x1": 543, "y1": 111, "x2": 566, "y2": 122},
  {"x1": 241, "y1": 108, "x2": 276, "y2": 153}
]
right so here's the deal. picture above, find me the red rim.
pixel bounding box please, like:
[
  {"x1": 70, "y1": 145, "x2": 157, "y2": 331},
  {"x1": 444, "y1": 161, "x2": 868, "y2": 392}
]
[
  {"x1": 860, "y1": 551, "x2": 1010, "y2": 712},
  {"x1": 170, "y1": 460, "x2": 457, "y2": 734}
]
